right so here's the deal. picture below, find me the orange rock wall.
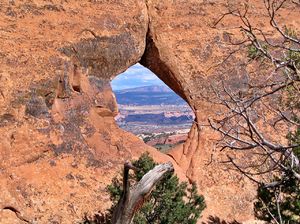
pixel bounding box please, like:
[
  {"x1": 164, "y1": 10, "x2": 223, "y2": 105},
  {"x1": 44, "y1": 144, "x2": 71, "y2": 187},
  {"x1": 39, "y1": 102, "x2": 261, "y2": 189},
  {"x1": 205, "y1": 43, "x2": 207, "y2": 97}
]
[{"x1": 0, "y1": 0, "x2": 299, "y2": 223}]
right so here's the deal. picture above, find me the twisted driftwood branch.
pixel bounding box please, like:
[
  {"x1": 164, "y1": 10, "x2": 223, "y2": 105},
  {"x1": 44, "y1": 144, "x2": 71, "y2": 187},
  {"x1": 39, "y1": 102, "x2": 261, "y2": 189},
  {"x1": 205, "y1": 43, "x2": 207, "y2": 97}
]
[{"x1": 111, "y1": 161, "x2": 174, "y2": 224}]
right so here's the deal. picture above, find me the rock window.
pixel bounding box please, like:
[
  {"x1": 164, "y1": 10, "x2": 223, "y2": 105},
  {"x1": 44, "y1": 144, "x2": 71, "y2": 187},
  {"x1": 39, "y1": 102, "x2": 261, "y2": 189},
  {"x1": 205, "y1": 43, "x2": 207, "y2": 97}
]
[{"x1": 111, "y1": 63, "x2": 194, "y2": 153}]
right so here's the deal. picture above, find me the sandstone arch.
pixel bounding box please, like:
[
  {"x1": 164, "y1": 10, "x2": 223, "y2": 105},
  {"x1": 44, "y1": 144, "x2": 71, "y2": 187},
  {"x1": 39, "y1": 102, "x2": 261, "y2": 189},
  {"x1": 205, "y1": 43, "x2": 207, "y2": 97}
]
[
  {"x1": 2, "y1": 0, "x2": 299, "y2": 223},
  {"x1": 110, "y1": 63, "x2": 194, "y2": 155}
]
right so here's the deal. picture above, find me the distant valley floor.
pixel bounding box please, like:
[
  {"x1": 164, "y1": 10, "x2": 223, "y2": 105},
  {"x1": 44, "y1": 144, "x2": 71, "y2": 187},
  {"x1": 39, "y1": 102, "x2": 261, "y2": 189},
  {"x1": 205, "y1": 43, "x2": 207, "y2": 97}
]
[
  {"x1": 115, "y1": 104, "x2": 194, "y2": 152},
  {"x1": 113, "y1": 85, "x2": 195, "y2": 151}
]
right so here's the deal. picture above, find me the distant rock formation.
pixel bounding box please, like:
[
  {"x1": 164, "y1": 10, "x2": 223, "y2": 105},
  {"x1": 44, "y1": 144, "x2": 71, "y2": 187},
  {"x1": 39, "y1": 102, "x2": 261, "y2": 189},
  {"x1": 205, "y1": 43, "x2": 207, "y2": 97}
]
[
  {"x1": 114, "y1": 85, "x2": 187, "y2": 105},
  {"x1": 124, "y1": 113, "x2": 193, "y2": 124},
  {"x1": 116, "y1": 85, "x2": 173, "y2": 93}
]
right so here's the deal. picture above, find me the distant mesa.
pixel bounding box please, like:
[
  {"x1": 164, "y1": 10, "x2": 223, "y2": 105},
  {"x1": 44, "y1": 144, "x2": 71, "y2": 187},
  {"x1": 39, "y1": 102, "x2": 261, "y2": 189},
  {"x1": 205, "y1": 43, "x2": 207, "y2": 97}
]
[
  {"x1": 115, "y1": 85, "x2": 172, "y2": 94},
  {"x1": 125, "y1": 113, "x2": 193, "y2": 125},
  {"x1": 114, "y1": 85, "x2": 187, "y2": 105}
]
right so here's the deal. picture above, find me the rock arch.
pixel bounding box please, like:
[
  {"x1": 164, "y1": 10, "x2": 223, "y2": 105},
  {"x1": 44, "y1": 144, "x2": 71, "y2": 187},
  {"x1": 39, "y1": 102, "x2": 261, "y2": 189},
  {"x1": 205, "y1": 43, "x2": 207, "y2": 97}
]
[{"x1": 2, "y1": 0, "x2": 293, "y2": 223}]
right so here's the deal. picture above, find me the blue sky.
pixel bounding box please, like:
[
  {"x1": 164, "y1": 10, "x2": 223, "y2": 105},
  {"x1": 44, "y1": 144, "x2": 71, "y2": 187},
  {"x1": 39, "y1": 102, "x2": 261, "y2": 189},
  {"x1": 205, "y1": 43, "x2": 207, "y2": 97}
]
[{"x1": 111, "y1": 63, "x2": 165, "y2": 90}]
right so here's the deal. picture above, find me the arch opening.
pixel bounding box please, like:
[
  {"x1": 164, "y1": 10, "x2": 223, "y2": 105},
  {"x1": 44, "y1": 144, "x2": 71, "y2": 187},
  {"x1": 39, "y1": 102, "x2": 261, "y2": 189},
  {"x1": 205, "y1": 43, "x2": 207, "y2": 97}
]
[{"x1": 111, "y1": 63, "x2": 194, "y2": 153}]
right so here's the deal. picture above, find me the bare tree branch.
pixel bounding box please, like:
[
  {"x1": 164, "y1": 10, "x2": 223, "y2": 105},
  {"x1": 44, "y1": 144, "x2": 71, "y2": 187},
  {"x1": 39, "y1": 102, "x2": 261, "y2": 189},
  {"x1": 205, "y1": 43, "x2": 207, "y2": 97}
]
[{"x1": 111, "y1": 162, "x2": 174, "y2": 224}]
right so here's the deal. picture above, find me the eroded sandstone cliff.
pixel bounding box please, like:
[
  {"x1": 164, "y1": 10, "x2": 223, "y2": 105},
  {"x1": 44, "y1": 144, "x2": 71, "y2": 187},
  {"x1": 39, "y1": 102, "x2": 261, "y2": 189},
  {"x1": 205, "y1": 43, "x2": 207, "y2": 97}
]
[{"x1": 0, "y1": 0, "x2": 299, "y2": 223}]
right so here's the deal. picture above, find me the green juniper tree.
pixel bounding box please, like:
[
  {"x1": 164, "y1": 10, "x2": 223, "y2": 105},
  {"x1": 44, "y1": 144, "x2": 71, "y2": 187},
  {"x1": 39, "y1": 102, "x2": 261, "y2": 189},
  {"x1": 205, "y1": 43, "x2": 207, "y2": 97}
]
[{"x1": 107, "y1": 153, "x2": 206, "y2": 224}]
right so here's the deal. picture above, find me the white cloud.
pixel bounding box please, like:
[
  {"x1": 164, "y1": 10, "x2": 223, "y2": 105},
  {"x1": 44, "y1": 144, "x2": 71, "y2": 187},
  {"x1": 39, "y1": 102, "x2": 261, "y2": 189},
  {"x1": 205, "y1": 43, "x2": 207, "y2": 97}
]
[{"x1": 111, "y1": 63, "x2": 165, "y2": 90}]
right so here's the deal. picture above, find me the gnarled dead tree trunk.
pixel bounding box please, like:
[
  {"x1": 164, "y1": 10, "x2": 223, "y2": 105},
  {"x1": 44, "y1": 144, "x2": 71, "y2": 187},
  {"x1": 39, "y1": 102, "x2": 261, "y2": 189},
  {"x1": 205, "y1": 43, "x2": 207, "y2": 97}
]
[{"x1": 111, "y1": 161, "x2": 174, "y2": 224}]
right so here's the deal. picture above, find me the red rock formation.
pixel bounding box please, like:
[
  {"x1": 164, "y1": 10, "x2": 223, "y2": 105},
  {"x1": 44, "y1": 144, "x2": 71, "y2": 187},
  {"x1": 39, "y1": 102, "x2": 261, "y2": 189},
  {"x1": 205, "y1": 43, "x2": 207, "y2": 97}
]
[
  {"x1": 0, "y1": 0, "x2": 299, "y2": 223},
  {"x1": 0, "y1": 1, "x2": 178, "y2": 223},
  {"x1": 142, "y1": 1, "x2": 299, "y2": 221}
]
